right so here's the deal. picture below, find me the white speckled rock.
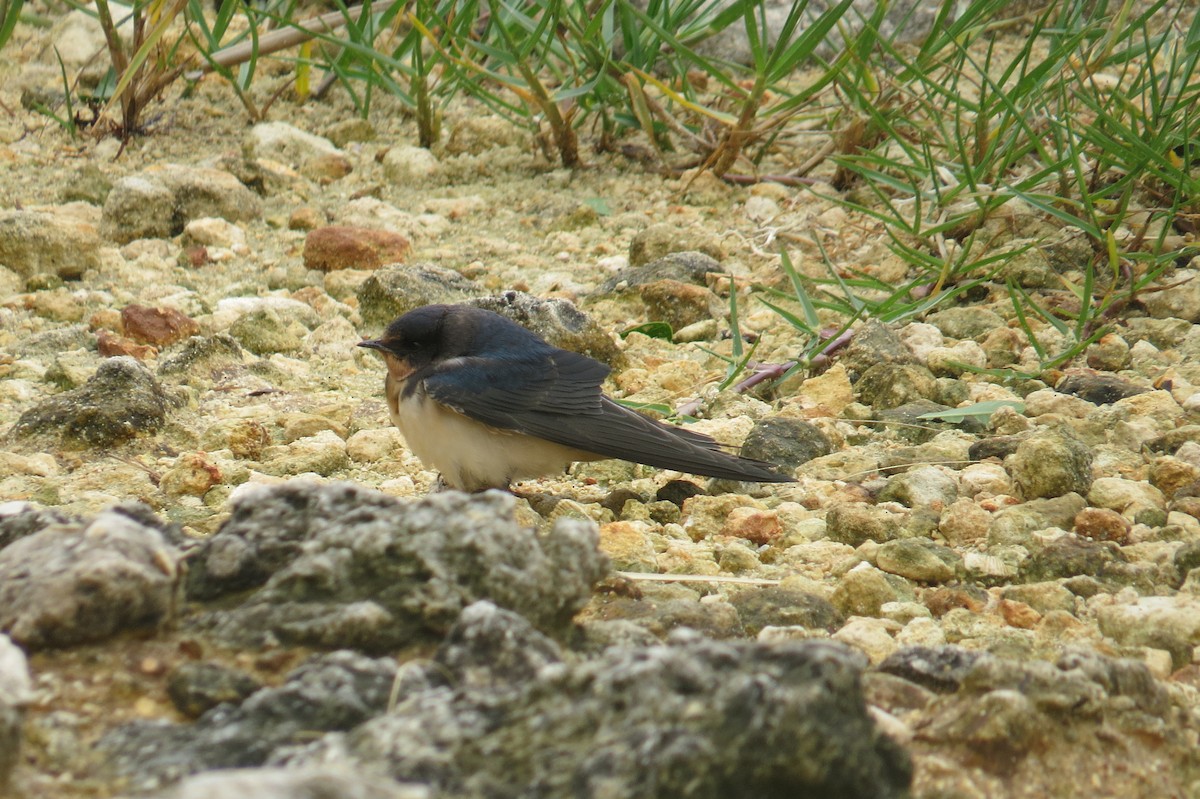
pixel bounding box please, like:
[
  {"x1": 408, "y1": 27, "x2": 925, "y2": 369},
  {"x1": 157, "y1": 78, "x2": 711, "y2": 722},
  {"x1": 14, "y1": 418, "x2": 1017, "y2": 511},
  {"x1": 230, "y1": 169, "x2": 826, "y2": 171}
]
[
  {"x1": 832, "y1": 616, "x2": 900, "y2": 663},
  {"x1": 244, "y1": 121, "x2": 350, "y2": 182},
  {"x1": 1087, "y1": 477, "x2": 1166, "y2": 521},
  {"x1": 938, "y1": 498, "x2": 992, "y2": 545},
  {"x1": 346, "y1": 428, "x2": 405, "y2": 463},
  {"x1": 1140, "y1": 268, "x2": 1200, "y2": 322},
  {"x1": 955, "y1": 460, "x2": 1012, "y2": 499},
  {"x1": 183, "y1": 217, "x2": 247, "y2": 250},
  {"x1": 1096, "y1": 596, "x2": 1200, "y2": 666},
  {"x1": 304, "y1": 316, "x2": 361, "y2": 359},
  {"x1": 898, "y1": 322, "x2": 944, "y2": 360},
  {"x1": 382, "y1": 145, "x2": 441, "y2": 186},
  {"x1": 926, "y1": 340, "x2": 987, "y2": 376},
  {"x1": 267, "y1": 429, "x2": 349, "y2": 477},
  {"x1": 895, "y1": 616, "x2": 947, "y2": 647},
  {"x1": 1023, "y1": 389, "x2": 1097, "y2": 419},
  {"x1": 0, "y1": 205, "x2": 104, "y2": 279},
  {"x1": 211, "y1": 296, "x2": 322, "y2": 330}
]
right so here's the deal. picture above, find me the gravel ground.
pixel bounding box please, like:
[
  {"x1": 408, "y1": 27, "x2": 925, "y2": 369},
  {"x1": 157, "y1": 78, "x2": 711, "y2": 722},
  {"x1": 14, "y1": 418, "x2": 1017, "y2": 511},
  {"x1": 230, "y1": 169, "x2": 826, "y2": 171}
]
[{"x1": 2, "y1": 7, "x2": 1200, "y2": 799}]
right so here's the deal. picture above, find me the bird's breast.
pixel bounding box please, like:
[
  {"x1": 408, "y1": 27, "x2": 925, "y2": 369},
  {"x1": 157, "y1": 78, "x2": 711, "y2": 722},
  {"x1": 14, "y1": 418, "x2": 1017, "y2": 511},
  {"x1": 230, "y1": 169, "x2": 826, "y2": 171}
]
[{"x1": 383, "y1": 375, "x2": 599, "y2": 491}]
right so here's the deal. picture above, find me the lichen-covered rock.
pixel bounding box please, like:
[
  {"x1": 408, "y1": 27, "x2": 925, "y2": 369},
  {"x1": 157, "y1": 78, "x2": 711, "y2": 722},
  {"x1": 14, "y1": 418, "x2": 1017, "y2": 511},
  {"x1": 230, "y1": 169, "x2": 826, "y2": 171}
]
[
  {"x1": 909, "y1": 648, "x2": 1181, "y2": 797},
  {"x1": 356, "y1": 263, "x2": 482, "y2": 330},
  {"x1": 228, "y1": 308, "x2": 305, "y2": 355},
  {"x1": 9, "y1": 356, "x2": 177, "y2": 449},
  {"x1": 855, "y1": 363, "x2": 939, "y2": 410},
  {"x1": 740, "y1": 417, "x2": 832, "y2": 469},
  {"x1": 839, "y1": 319, "x2": 919, "y2": 377},
  {"x1": 262, "y1": 430, "x2": 349, "y2": 477},
  {"x1": 988, "y1": 493, "x2": 1087, "y2": 547},
  {"x1": 730, "y1": 587, "x2": 843, "y2": 636},
  {"x1": 101, "y1": 651, "x2": 398, "y2": 792},
  {"x1": 926, "y1": 306, "x2": 1007, "y2": 340},
  {"x1": 832, "y1": 563, "x2": 901, "y2": 617},
  {"x1": 101, "y1": 604, "x2": 910, "y2": 797},
  {"x1": 0, "y1": 506, "x2": 182, "y2": 649},
  {"x1": 1022, "y1": 535, "x2": 1125, "y2": 584},
  {"x1": 166, "y1": 661, "x2": 263, "y2": 719},
  {"x1": 826, "y1": 503, "x2": 905, "y2": 546},
  {"x1": 627, "y1": 224, "x2": 725, "y2": 267},
  {"x1": 597, "y1": 251, "x2": 721, "y2": 293},
  {"x1": 469, "y1": 291, "x2": 623, "y2": 366},
  {"x1": 0, "y1": 502, "x2": 73, "y2": 551},
  {"x1": 156, "y1": 334, "x2": 252, "y2": 384},
  {"x1": 879, "y1": 465, "x2": 959, "y2": 510},
  {"x1": 876, "y1": 538, "x2": 961, "y2": 584},
  {"x1": 185, "y1": 482, "x2": 607, "y2": 651},
  {"x1": 290, "y1": 610, "x2": 912, "y2": 799},
  {"x1": 1006, "y1": 432, "x2": 1094, "y2": 500}
]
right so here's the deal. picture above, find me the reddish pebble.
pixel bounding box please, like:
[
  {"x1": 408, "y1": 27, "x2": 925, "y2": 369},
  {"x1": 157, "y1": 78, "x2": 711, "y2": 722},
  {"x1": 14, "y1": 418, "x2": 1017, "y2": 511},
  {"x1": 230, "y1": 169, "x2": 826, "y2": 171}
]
[
  {"x1": 1150, "y1": 458, "x2": 1200, "y2": 499},
  {"x1": 721, "y1": 507, "x2": 782, "y2": 545},
  {"x1": 121, "y1": 304, "x2": 201, "y2": 347},
  {"x1": 97, "y1": 329, "x2": 157, "y2": 360},
  {"x1": 303, "y1": 225, "x2": 411, "y2": 272},
  {"x1": 184, "y1": 245, "x2": 210, "y2": 267},
  {"x1": 997, "y1": 598, "x2": 1041, "y2": 629},
  {"x1": 1073, "y1": 506, "x2": 1131, "y2": 544},
  {"x1": 923, "y1": 586, "x2": 985, "y2": 617},
  {"x1": 159, "y1": 452, "x2": 222, "y2": 497}
]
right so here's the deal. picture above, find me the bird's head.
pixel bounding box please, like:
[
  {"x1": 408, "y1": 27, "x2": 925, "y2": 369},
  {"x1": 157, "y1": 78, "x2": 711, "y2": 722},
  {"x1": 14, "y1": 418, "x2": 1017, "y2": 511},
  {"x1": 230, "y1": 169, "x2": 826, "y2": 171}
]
[
  {"x1": 358, "y1": 305, "x2": 455, "y2": 377},
  {"x1": 359, "y1": 304, "x2": 504, "y2": 378}
]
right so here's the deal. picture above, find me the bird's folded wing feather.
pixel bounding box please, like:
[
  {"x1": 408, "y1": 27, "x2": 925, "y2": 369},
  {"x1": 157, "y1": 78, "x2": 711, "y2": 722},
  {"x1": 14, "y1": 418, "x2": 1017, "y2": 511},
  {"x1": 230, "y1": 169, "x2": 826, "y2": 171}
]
[{"x1": 422, "y1": 347, "x2": 790, "y2": 482}]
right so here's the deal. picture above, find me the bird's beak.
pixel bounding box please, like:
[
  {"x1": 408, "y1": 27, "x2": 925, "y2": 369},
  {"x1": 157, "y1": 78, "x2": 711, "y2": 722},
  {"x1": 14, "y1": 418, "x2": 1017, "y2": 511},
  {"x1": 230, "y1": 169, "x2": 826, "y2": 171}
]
[{"x1": 357, "y1": 338, "x2": 388, "y2": 352}]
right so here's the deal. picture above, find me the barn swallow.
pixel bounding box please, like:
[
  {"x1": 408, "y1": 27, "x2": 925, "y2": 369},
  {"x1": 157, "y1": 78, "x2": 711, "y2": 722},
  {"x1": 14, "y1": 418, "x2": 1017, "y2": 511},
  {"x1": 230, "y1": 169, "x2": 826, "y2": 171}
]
[{"x1": 357, "y1": 304, "x2": 794, "y2": 492}]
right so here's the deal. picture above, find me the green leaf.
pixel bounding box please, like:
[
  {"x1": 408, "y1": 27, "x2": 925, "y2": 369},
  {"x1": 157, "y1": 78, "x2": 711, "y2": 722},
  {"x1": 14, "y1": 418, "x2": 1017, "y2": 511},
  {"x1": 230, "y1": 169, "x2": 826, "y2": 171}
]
[
  {"x1": 613, "y1": 399, "x2": 673, "y2": 415},
  {"x1": 621, "y1": 321, "x2": 674, "y2": 340},
  {"x1": 916, "y1": 400, "x2": 1026, "y2": 422}
]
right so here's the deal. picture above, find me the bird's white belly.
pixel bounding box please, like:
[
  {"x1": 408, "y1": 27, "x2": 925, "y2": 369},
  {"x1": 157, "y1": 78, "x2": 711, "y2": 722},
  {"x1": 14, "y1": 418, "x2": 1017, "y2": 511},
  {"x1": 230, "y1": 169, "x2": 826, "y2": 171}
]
[{"x1": 390, "y1": 388, "x2": 596, "y2": 491}]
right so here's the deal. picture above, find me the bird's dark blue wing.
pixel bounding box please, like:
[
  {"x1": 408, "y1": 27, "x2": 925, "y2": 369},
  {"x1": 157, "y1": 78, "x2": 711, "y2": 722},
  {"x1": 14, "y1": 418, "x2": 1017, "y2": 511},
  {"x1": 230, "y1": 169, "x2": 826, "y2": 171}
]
[
  {"x1": 422, "y1": 345, "x2": 609, "y2": 428},
  {"x1": 421, "y1": 344, "x2": 791, "y2": 483}
]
